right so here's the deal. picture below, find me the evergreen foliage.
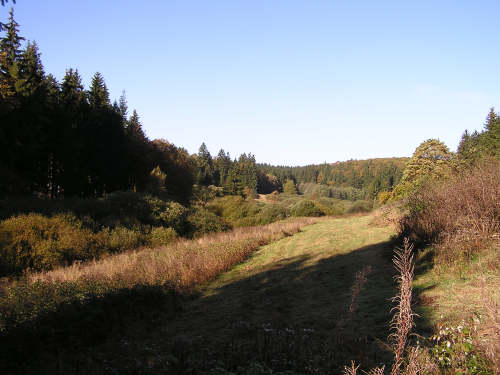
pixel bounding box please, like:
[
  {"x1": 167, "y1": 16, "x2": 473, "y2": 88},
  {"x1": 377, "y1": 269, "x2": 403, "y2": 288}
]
[
  {"x1": 0, "y1": 13, "x2": 194, "y2": 200},
  {"x1": 456, "y1": 107, "x2": 500, "y2": 163},
  {"x1": 258, "y1": 158, "x2": 406, "y2": 199}
]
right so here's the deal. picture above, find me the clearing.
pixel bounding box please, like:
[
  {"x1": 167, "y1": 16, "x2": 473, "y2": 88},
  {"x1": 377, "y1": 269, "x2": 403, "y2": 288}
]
[{"x1": 87, "y1": 214, "x2": 399, "y2": 373}]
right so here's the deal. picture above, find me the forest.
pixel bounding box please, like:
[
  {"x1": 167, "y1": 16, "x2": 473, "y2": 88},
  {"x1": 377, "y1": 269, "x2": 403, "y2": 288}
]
[
  {"x1": 1, "y1": 6, "x2": 500, "y2": 375},
  {"x1": 0, "y1": 9, "x2": 408, "y2": 275}
]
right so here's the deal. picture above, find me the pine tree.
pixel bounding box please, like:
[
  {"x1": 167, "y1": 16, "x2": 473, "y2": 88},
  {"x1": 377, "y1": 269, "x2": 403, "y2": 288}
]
[
  {"x1": 61, "y1": 68, "x2": 86, "y2": 106},
  {"x1": 88, "y1": 71, "x2": 110, "y2": 108},
  {"x1": 0, "y1": 8, "x2": 23, "y2": 106},
  {"x1": 484, "y1": 107, "x2": 497, "y2": 131},
  {"x1": 0, "y1": 8, "x2": 23, "y2": 65},
  {"x1": 118, "y1": 90, "x2": 128, "y2": 121},
  {"x1": 196, "y1": 142, "x2": 214, "y2": 185},
  {"x1": 17, "y1": 41, "x2": 45, "y2": 97},
  {"x1": 127, "y1": 109, "x2": 147, "y2": 141},
  {"x1": 215, "y1": 148, "x2": 231, "y2": 186}
]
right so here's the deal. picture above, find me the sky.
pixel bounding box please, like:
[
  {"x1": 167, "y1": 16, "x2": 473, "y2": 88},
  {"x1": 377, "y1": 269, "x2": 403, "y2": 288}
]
[{"x1": 2, "y1": 0, "x2": 500, "y2": 165}]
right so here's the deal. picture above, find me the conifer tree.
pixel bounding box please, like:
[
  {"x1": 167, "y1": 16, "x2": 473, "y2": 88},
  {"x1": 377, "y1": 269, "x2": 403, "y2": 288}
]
[
  {"x1": 0, "y1": 8, "x2": 22, "y2": 65},
  {"x1": 61, "y1": 68, "x2": 85, "y2": 106},
  {"x1": 18, "y1": 41, "x2": 44, "y2": 97},
  {"x1": 484, "y1": 107, "x2": 497, "y2": 131},
  {"x1": 215, "y1": 148, "x2": 231, "y2": 186},
  {"x1": 196, "y1": 142, "x2": 214, "y2": 185},
  {"x1": 0, "y1": 8, "x2": 23, "y2": 106},
  {"x1": 127, "y1": 109, "x2": 147, "y2": 141},
  {"x1": 118, "y1": 90, "x2": 128, "y2": 122},
  {"x1": 88, "y1": 71, "x2": 110, "y2": 108}
]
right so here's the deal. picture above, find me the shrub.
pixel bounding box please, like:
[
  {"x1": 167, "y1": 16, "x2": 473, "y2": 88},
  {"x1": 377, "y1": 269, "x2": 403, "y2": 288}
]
[
  {"x1": 186, "y1": 208, "x2": 232, "y2": 237},
  {"x1": 0, "y1": 214, "x2": 107, "y2": 275},
  {"x1": 283, "y1": 179, "x2": 298, "y2": 195},
  {"x1": 108, "y1": 226, "x2": 144, "y2": 252},
  {"x1": 400, "y1": 160, "x2": 500, "y2": 262},
  {"x1": 256, "y1": 204, "x2": 288, "y2": 225},
  {"x1": 290, "y1": 200, "x2": 324, "y2": 217},
  {"x1": 346, "y1": 200, "x2": 373, "y2": 214},
  {"x1": 147, "y1": 227, "x2": 177, "y2": 247}
]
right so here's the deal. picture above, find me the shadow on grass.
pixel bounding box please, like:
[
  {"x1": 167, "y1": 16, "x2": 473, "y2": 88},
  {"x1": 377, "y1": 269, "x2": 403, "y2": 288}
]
[{"x1": 0, "y1": 239, "x2": 422, "y2": 374}]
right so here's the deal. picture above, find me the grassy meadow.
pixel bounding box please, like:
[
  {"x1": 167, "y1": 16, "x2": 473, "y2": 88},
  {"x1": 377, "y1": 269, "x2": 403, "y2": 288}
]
[{"x1": 0, "y1": 212, "x2": 403, "y2": 374}]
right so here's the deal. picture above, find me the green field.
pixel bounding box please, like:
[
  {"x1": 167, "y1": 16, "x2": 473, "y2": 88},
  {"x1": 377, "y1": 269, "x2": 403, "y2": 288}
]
[{"x1": 70, "y1": 214, "x2": 399, "y2": 373}]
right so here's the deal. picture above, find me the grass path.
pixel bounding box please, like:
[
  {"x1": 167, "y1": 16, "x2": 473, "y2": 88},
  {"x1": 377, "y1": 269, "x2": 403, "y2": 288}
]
[
  {"x1": 171, "y1": 215, "x2": 395, "y2": 334},
  {"x1": 58, "y1": 214, "x2": 398, "y2": 373},
  {"x1": 115, "y1": 214, "x2": 400, "y2": 372}
]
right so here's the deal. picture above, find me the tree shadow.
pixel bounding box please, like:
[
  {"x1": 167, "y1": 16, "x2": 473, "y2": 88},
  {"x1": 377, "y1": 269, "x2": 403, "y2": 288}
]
[
  {"x1": 128, "y1": 239, "x2": 400, "y2": 373},
  {"x1": 2, "y1": 238, "x2": 443, "y2": 374}
]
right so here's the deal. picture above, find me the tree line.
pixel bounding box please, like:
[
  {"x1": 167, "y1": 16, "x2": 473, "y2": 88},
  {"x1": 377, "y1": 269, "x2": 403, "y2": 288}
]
[{"x1": 0, "y1": 9, "x2": 406, "y2": 204}]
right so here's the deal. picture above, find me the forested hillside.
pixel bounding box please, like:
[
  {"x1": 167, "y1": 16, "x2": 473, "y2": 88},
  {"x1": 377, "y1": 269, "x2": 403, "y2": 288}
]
[
  {"x1": 1, "y1": 4, "x2": 499, "y2": 374},
  {"x1": 258, "y1": 158, "x2": 407, "y2": 198}
]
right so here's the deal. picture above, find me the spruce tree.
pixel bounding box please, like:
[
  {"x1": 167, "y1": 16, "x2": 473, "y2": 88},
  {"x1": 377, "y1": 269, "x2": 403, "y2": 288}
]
[
  {"x1": 18, "y1": 41, "x2": 44, "y2": 97},
  {"x1": 118, "y1": 90, "x2": 128, "y2": 121},
  {"x1": 127, "y1": 109, "x2": 147, "y2": 141},
  {"x1": 215, "y1": 148, "x2": 231, "y2": 186},
  {"x1": 61, "y1": 68, "x2": 85, "y2": 106},
  {"x1": 0, "y1": 8, "x2": 23, "y2": 65},
  {"x1": 196, "y1": 142, "x2": 214, "y2": 185},
  {"x1": 88, "y1": 71, "x2": 110, "y2": 108},
  {"x1": 0, "y1": 8, "x2": 23, "y2": 106},
  {"x1": 484, "y1": 107, "x2": 497, "y2": 131}
]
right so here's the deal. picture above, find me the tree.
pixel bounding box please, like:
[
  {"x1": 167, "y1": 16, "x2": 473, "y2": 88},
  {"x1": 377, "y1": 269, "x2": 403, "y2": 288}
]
[
  {"x1": 117, "y1": 90, "x2": 128, "y2": 122},
  {"x1": 88, "y1": 72, "x2": 109, "y2": 108},
  {"x1": 392, "y1": 139, "x2": 453, "y2": 199},
  {"x1": 484, "y1": 107, "x2": 497, "y2": 131},
  {"x1": 214, "y1": 148, "x2": 231, "y2": 186},
  {"x1": 0, "y1": 8, "x2": 23, "y2": 107},
  {"x1": 195, "y1": 142, "x2": 214, "y2": 185},
  {"x1": 125, "y1": 109, "x2": 150, "y2": 191}
]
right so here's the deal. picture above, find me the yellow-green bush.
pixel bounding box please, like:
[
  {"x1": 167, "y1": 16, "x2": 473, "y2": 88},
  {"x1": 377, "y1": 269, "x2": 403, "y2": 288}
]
[
  {"x1": 0, "y1": 213, "x2": 108, "y2": 275},
  {"x1": 108, "y1": 226, "x2": 144, "y2": 252},
  {"x1": 290, "y1": 200, "x2": 324, "y2": 217},
  {"x1": 147, "y1": 227, "x2": 177, "y2": 247},
  {"x1": 186, "y1": 208, "x2": 232, "y2": 237}
]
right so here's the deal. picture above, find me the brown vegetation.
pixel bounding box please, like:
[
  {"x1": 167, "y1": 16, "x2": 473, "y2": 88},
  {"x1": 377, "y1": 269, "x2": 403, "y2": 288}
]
[
  {"x1": 26, "y1": 218, "x2": 318, "y2": 290},
  {"x1": 400, "y1": 160, "x2": 500, "y2": 265}
]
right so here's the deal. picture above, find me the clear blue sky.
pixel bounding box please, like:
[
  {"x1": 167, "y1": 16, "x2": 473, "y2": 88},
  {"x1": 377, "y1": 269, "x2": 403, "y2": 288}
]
[{"x1": 3, "y1": 0, "x2": 500, "y2": 165}]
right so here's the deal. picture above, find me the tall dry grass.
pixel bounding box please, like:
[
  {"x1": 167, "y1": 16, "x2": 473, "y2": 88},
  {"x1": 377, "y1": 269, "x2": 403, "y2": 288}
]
[
  {"x1": 343, "y1": 239, "x2": 415, "y2": 375},
  {"x1": 389, "y1": 239, "x2": 415, "y2": 375},
  {"x1": 26, "y1": 218, "x2": 318, "y2": 291},
  {"x1": 0, "y1": 217, "x2": 319, "y2": 373}
]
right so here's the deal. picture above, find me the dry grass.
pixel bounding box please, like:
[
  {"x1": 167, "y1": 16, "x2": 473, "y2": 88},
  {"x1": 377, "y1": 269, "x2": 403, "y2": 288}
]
[
  {"x1": 370, "y1": 202, "x2": 404, "y2": 229},
  {"x1": 390, "y1": 239, "x2": 415, "y2": 375},
  {"x1": 26, "y1": 218, "x2": 319, "y2": 291},
  {"x1": 343, "y1": 238, "x2": 415, "y2": 375}
]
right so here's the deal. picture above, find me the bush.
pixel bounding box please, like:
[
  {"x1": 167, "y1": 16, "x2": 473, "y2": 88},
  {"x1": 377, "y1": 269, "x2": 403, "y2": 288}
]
[
  {"x1": 290, "y1": 200, "x2": 324, "y2": 217},
  {"x1": 0, "y1": 214, "x2": 107, "y2": 275},
  {"x1": 147, "y1": 227, "x2": 177, "y2": 247},
  {"x1": 108, "y1": 226, "x2": 144, "y2": 252},
  {"x1": 186, "y1": 208, "x2": 232, "y2": 237},
  {"x1": 257, "y1": 204, "x2": 288, "y2": 224},
  {"x1": 346, "y1": 200, "x2": 373, "y2": 214},
  {"x1": 283, "y1": 179, "x2": 298, "y2": 195},
  {"x1": 400, "y1": 160, "x2": 500, "y2": 262}
]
